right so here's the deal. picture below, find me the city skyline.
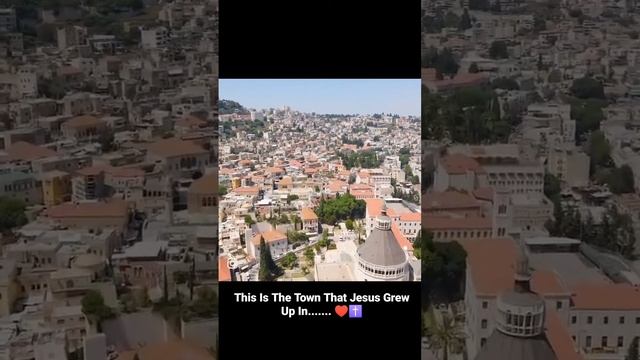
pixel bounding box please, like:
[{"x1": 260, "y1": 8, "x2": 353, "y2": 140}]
[{"x1": 219, "y1": 79, "x2": 421, "y2": 116}]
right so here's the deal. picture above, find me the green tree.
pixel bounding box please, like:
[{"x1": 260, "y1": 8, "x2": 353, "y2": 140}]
[
  {"x1": 491, "y1": 77, "x2": 519, "y2": 90},
  {"x1": 607, "y1": 165, "x2": 635, "y2": 194},
  {"x1": 345, "y1": 219, "x2": 354, "y2": 230},
  {"x1": 287, "y1": 230, "x2": 309, "y2": 244},
  {"x1": 286, "y1": 194, "x2": 299, "y2": 204},
  {"x1": 278, "y1": 213, "x2": 289, "y2": 224},
  {"x1": 544, "y1": 173, "x2": 561, "y2": 199},
  {"x1": 218, "y1": 186, "x2": 228, "y2": 196},
  {"x1": 424, "y1": 310, "x2": 464, "y2": 360},
  {"x1": 588, "y1": 130, "x2": 611, "y2": 173},
  {"x1": 315, "y1": 193, "x2": 366, "y2": 225},
  {"x1": 0, "y1": 197, "x2": 27, "y2": 233},
  {"x1": 444, "y1": 11, "x2": 460, "y2": 28},
  {"x1": 489, "y1": 40, "x2": 509, "y2": 59},
  {"x1": 422, "y1": 232, "x2": 467, "y2": 301},
  {"x1": 290, "y1": 214, "x2": 301, "y2": 230},
  {"x1": 571, "y1": 76, "x2": 605, "y2": 99},
  {"x1": 82, "y1": 290, "x2": 114, "y2": 332},
  {"x1": 99, "y1": 129, "x2": 116, "y2": 152},
  {"x1": 459, "y1": 8, "x2": 472, "y2": 30},
  {"x1": 258, "y1": 238, "x2": 281, "y2": 281},
  {"x1": 244, "y1": 215, "x2": 256, "y2": 226},
  {"x1": 304, "y1": 248, "x2": 315, "y2": 265},
  {"x1": 413, "y1": 229, "x2": 422, "y2": 259},
  {"x1": 191, "y1": 287, "x2": 218, "y2": 318},
  {"x1": 318, "y1": 229, "x2": 330, "y2": 247},
  {"x1": 627, "y1": 336, "x2": 639, "y2": 360},
  {"x1": 280, "y1": 252, "x2": 297, "y2": 269}
]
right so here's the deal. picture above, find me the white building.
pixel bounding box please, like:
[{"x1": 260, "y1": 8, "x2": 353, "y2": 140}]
[
  {"x1": 464, "y1": 237, "x2": 640, "y2": 360},
  {"x1": 247, "y1": 230, "x2": 287, "y2": 260},
  {"x1": 140, "y1": 26, "x2": 169, "y2": 49}
]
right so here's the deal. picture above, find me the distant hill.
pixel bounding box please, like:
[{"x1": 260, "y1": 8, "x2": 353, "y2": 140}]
[{"x1": 219, "y1": 100, "x2": 249, "y2": 115}]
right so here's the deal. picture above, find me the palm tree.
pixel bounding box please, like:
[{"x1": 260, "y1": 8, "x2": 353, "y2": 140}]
[
  {"x1": 353, "y1": 220, "x2": 364, "y2": 244},
  {"x1": 424, "y1": 309, "x2": 464, "y2": 360}
]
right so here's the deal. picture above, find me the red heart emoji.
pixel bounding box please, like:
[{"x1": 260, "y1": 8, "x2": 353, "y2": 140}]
[{"x1": 335, "y1": 305, "x2": 348, "y2": 317}]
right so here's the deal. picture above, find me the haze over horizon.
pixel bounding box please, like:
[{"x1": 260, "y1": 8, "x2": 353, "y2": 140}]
[{"x1": 219, "y1": 79, "x2": 420, "y2": 117}]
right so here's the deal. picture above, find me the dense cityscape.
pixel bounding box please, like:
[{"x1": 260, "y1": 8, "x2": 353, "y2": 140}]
[
  {"x1": 422, "y1": 0, "x2": 640, "y2": 359},
  {"x1": 0, "y1": 1, "x2": 218, "y2": 359},
  {"x1": 218, "y1": 99, "x2": 422, "y2": 282}
]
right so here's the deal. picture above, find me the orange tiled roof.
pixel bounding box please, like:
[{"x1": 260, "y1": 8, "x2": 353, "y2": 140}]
[
  {"x1": 252, "y1": 230, "x2": 287, "y2": 245},
  {"x1": 461, "y1": 238, "x2": 567, "y2": 297},
  {"x1": 300, "y1": 207, "x2": 318, "y2": 221},
  {"x1": 571, "y1": 284, "x2": 640, "y2": 310},
  {"x1": 424, "y1": 215, "x2": 492, "y2": 230},
  {"x1": 6, "y1": 141, "x2": 57, "y2": 162},
  {"x1": 423, "y1": 190, "x2": 480, "y2": 210},
  {"x1": 146, "y1": 138, "x2": 207, "y2": 158},
  {"x1": 545, "y1": 310, "x2": 584, "y2": 360},
  {"x1": 118, "y1": 340, "x2": 213, "y2": 360},
  {"x1": 46, "y1": 199, "x2": 128, "y2": 219},
  {"x1": 440, "y1": 154, "x2": 484, "y2": 175},
  {"x1": 64, "y1": 115, "x2": 104, "y2": 128},
  {"x1": 233, "y1": 186, "x2": 259, "y2": 196},
  {"x1": 219, "y1": 255, "x2": 231, "y2": 282},
  {"x1": 190, "y1": 173, "x2": 216, "y2": 194}
]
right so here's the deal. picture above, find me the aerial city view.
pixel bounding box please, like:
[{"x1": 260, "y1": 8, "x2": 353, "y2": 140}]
[
  {"x1": 0, "y1": 1, "x2": 218, "y2": 360},
  {"x1": 422, "y1": 0, "x2": 640, "y2": 360},
  {"x1": 218, "y1": 79, "x2": 422, "y2": 282}
]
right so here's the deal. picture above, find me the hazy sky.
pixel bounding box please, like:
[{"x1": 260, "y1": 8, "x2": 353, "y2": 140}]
[{"x1": 219, "y1": 79, "x2": 420, "y2": 116}]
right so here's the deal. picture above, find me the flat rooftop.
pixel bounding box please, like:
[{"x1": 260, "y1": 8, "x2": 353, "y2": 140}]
[
  {"x1": 315, "y1": 263, "x2": 355, "y2": 281},
  {"x1": 529, "y1": 252, "x2": 611, "y2": 289}
]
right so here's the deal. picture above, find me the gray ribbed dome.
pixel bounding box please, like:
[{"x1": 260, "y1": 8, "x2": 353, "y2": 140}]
[{"x1": 357, "y1": 226, "x2": 406, "y2": 267}]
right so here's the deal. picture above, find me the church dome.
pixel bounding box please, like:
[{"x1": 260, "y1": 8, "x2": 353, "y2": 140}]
[{"x1": 356, "y1": 204, "x2": 407, "y2": 267}]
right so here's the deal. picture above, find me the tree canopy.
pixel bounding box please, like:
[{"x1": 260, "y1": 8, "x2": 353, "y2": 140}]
[
  {"x1": 82, "y1": 290, "x2": 114, "y2": 331},
  {"x1": 0, "y1": 197, "x2": 28, "y2": 233},
  {"x1": 422, "y1": 47, "x2": 459, "y2": 78},
  {"x1": 339, "y1": 150, "x2": 381, "y2": 169},
  {"x1": 315, "y1": 194, "x2": 366, "y2": 225},
  {"x1": 258, "y1": 238, "x2": 282, "y2": 281},
  {"x1": 422, "y1": 231, "x2": 467, "y2": 302},
  {"x1": 489, "y1": 40, "x2": 509, "y2": 59},
  {"x1": 571, "y1": 77, "x2": 605, "y2": 99},
  {"x1": 422, "y1": 87, "x2": 509, "y2": 143}
]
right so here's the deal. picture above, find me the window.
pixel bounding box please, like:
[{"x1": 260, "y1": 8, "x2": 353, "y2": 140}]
[
  {"x1": 571, "y1": 316, "x2": 576, "y2": 324},
  {"x1": 587, "y1": 316, "x2": 593, "y2": 324},
  {"x1": 620, "y1": 316, "x2": 625, "y2": 324},
  {"x1": 636, "y1": 317, "x2": 640, "y2": 324},
  {"x1": 481, "y1": 319, "x2": 487, "y2": 329},
  {"x1": 604, "y1": 316, "x2": 608, "y2": 324},
  {"x1": 601, "y1": 336, "x2": 608, "y2": 347},
  {"x1": 481, "y1": 338, "x2": 486, "y2": 347},
  {"x1": 482, "y1": 301, "x2": 488, "y2": 309},
  {"x1": 586, "y1": 336, "x2": 592, "y2": 347},
  {"x1": 556, "y1": 301, "x2": 562, "y2": 310},
  {"x1": 618, "y1": 336, "x2": 624, "y2": 347}
]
